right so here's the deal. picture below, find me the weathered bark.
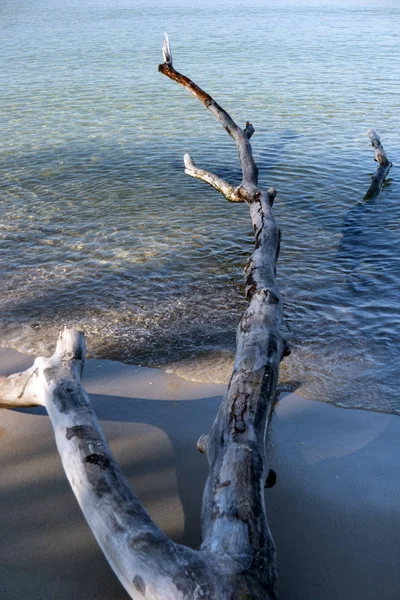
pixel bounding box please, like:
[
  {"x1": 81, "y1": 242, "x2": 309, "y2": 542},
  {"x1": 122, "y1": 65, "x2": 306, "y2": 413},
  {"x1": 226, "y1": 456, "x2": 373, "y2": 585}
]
[
  {"x1": 159, "y1": 34, "x2": 283, "y2": 598},
  {"x1": 365, "y1": 129, "x2": 392, "y2": 200},
  {"x1": 0, "y1": 37, "x2": 284, "y2": 599}
]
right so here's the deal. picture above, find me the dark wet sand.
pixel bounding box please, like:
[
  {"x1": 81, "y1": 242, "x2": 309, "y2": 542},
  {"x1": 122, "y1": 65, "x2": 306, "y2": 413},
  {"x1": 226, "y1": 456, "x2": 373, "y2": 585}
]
[{"x1": 1, "y1": 347, "x2": 399, "y2": 599}]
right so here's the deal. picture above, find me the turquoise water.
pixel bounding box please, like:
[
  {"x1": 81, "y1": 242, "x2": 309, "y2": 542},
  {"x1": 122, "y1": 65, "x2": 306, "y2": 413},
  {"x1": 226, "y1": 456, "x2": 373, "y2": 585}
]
[{"x1": 1, "y1": 0, "x2": 399, "y2": 413}]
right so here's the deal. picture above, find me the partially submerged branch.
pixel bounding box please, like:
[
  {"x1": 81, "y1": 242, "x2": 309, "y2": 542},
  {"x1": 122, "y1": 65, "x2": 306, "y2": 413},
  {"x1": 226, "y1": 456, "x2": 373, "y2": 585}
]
[
  {"x1": 158, "y1": 34, "x2": 258, "y2": 190},
  {"x1": 199, "y1": 186, "x2": 281, "y2": 598},
  {"x1": 184, "y1": 153, "x2": 244, "y2": 202},
  {"x1": 365, "y1": 129, "x2": 392, "y2": 200},
  {"x1": 160, "y1": 36, "x2": 282, "y2": 598}
]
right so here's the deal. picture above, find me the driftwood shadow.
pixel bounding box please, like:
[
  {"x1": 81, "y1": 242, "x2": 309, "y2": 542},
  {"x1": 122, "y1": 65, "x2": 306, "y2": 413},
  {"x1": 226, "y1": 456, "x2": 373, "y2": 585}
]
[{"x1": 14, "y1": 385, "x2": 222, "y2": 548}]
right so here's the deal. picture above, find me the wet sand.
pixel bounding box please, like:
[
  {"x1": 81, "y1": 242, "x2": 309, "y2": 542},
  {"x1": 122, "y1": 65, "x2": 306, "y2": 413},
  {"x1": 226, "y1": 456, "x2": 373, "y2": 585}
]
[{"x1": 1, "y1": 347, "x2": 400, "y2": 599}]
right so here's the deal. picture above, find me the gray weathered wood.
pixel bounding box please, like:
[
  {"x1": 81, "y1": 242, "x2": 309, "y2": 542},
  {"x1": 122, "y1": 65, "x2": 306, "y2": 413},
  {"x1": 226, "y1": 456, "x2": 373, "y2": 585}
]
[
  {"x1": 198, "y1": 187, "x2": 282, "y2": 599},
  {"x1": 183, "y1": 153, "x2": 244, "y2": 202},
  {"x1": 0, "y1": 363, "x2": 43, "y2": 407},
  {"x1": 365, "y1": 129, "x2": 392, "y2": 200},
  {"x1": 0, "y1": 328, "x2": 222, "y2": 600},
  {"x1": 158, "y1": 35, "x2": 258, "y2": 191},
  {"x1": 159, "y1": 35, "x2": 283, "y2": 599}
]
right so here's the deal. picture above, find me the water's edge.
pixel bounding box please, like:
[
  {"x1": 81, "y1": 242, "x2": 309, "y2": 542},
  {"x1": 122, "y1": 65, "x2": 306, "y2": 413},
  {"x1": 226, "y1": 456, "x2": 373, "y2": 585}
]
[{"x1": 2, "y1": 0, "x2": 399, "y2": 415}]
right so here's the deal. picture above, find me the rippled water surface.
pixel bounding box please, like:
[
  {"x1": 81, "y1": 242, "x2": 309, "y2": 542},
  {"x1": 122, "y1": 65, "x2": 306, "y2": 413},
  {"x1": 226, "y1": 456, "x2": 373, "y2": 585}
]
[{"x1": 1, "y1": 0, "x2": 399, "y2": 413}]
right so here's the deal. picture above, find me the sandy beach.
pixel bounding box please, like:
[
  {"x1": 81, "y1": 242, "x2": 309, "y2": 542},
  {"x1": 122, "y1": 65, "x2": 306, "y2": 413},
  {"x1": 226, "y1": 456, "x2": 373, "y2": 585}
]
[{"x1": 1, "y1": 346, "x2": 400, "y2": 600}]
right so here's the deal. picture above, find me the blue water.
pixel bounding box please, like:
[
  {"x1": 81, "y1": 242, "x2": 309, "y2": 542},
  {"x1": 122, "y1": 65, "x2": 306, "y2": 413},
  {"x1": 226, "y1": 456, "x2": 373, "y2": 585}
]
[{"x1": 1, "y1": 0, "x2": 399, "y2": 413}]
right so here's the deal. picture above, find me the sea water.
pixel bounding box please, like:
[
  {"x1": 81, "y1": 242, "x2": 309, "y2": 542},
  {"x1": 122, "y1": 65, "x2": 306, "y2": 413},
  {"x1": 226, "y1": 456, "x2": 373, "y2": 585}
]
[{"x1": 1, "y1": 0, "x2": 399, "y2": 413}]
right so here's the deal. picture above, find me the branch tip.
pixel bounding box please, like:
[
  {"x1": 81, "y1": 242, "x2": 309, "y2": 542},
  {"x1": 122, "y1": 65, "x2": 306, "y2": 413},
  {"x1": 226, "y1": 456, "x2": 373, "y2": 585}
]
[
  {"x1": 158, "y1": 42, "x2": 259, "y2": 187},
  {"x1": 55, "y1": 327, "x2": 86, "y2": 363},
  {"x1": 268, "y1": 187, "x2": 277, "y2": 206},
  {"x1": 367, "y1": 128, "x2": 378, "y2": 144},
  {"x1": 162, "y1": 33, "x2": 173, "y2": 66},
  {"x1": 244, "y1": 122, "x2": 255, "y2": 139},
  {"x1": 183, "y1": 153, "x2": 195, "y2": 169}
]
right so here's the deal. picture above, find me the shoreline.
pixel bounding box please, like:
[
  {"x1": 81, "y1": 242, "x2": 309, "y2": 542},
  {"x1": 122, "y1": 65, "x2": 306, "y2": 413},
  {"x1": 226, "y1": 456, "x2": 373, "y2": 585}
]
[{"x1": 1, "y1": 347, "x2": 400, "y2": 599}]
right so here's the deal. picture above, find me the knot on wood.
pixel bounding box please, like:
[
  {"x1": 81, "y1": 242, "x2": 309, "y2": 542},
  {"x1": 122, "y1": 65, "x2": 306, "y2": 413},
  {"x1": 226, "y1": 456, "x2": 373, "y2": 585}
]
[
  {"x1": 248, "y1": 191, "x2": 261, "y2": 204},
  {"x1": 66, "y1": 425, "x2": 102, "y2": 442},
  {"x1": 265, "y1": 289, "x2": 280, "y2": 304},
  {"x1": 85, "y1": 453, "x2": 111, "y2": 469},
  {"x1": 129, "y1": 531, "x2": 164, "y2": 549},
  {"x1": 265, "y1": 469, "x2": 277, "y2": 488},
  {"x1": 132, "y1": 575, "x2": 146, "y2": 596},
  {"x1": 235, "y1": 419, "x2": 246, "y2": 433},
  {"x1": 216, "y1": 480, "x2": 232, "y2": 490},
  {"x1": 377, "y1": 153, "x2": 389, "y2": 167},
  {"x1": 235, "y1": 185, "x2": 249, "y2": 201}
]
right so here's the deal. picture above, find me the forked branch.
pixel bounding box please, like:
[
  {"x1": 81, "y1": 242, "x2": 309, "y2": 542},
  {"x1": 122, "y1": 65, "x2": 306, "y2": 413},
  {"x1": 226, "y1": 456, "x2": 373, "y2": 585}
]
[
  {"x1": 184, "y1": 153, "x2": 244, "y2": 202},
  {"x1": 0, "y1": 329, "x2": 220, "y2": 600},
  {"x1": 160, "y1": 36, "x2": 282, "y2": 599},
  {"x1": 158, "y1": 34, "x2": 258, "y2": 192}
]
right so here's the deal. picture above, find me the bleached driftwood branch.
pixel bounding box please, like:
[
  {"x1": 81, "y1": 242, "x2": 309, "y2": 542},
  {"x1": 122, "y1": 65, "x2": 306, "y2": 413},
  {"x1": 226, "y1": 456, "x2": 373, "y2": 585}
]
[
  {"x1": 183, "y1": 153, "x2": 244, "y2": 202},
  {"x1": 0, "y1": 329, "x2": 223, "y2": 599},
  {"x1": 159, "y1": 35, "x2": 286, "y2": 598},
  {"x1": 162, "y1": 32, "x2": 173, "y2": 66},
  {"x1": 365, "y1": 129, "x2": 392, "y2": 200},
  {"x1": 158, "y1": 34, "x2": 258, "y2": 197},
  {"x1": 0, "y1": 363, "x2": 43, "y2": 407},
  {"x1": 0, "y1": 37, "x2": 286, "y2": 600}
]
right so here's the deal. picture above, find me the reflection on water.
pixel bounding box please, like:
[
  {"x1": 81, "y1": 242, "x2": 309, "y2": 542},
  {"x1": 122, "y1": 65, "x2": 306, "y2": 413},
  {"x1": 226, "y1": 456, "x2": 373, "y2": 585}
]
[{"x1": 1, "y1": 0, "x2": 399, "y2": 414}]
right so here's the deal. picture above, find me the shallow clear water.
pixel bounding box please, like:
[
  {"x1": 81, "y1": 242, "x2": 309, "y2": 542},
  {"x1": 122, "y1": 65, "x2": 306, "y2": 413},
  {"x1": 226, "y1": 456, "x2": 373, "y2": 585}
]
[{"x1": 1, "y1": 0, "x2": 399, "y2": 413}]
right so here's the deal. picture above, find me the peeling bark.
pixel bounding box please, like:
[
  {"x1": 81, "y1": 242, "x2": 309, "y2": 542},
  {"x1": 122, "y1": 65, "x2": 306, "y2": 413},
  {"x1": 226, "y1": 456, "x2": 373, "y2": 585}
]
[{"x1": 365, "y1": 129, "x2": 392, "y2": 200}]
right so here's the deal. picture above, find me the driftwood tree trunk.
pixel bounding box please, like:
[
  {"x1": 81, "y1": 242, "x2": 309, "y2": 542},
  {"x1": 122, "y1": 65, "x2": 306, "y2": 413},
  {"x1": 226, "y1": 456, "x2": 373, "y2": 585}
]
[
  {"x1": 1, "y1": 38, "x2": 392, "y2": 600},
  {"x1": 158, "y1": 34, "x2": 285, "y2": 599}
]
